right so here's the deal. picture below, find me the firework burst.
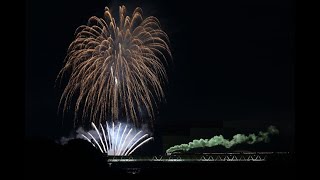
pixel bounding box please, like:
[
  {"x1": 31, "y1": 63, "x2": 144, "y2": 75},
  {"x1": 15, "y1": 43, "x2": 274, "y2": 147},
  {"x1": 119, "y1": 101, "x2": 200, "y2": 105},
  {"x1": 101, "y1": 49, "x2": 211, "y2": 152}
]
[
  {"x1": 57, "y1": 5, "x2": 171, "y2": 127},
  {"x1": 81, "y1": 122, "x2": 153, "y2": 156}
]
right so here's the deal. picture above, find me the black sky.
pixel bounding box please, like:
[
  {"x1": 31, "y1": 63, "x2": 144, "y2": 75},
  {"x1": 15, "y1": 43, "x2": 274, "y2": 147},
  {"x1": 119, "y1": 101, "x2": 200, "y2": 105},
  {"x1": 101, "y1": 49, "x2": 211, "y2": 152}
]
[{"x1": 26, "y1": 0, "x2": 295, "y2": 152}]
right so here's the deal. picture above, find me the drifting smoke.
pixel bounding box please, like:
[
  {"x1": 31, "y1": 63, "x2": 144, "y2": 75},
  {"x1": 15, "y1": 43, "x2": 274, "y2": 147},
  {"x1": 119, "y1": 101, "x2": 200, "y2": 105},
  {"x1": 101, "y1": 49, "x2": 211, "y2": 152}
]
[
  {"x1": 59, "y1": 127, "x2": 93, "y2": 145},
  {"x1": 166, "y1": 126, "x2": 279, "y2": 154}
]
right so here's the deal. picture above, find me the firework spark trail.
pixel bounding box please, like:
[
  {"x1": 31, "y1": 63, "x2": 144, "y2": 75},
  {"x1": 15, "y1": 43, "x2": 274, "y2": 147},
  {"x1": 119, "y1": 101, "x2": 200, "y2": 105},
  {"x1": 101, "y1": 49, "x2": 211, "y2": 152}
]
[
  {"x1": 100, "y1": 123, "x2": 109, "y2": 151},
  {"x1": 127, "y1": 137, "x2": 154, "y2": 155},
  {"x1": 57, "y1": 5, "x2": 171, "y2": 127},
  {"x1": 87, "y1": 132, "x2": 104, "y2": 153},
  {"x1": 115, "y1": 123, "x2": 121, "y2": 153},
  {"x1": 122, "y1": 131, "x2": 142, "y2": 155},
  {"x1": 81, "y1": 134, "x2": 93, "y2": 145},
  {"x1": 80, "y1": 121, "x2": 152, "y2": 155},
  {"x1": 112, "y1": 122, "x2": 115, "y2": 154},
  {"x1": 124, "y1": 134, "x2": 149, "y2": 155},
  {"x1": 117, "y1": 125, "x2": 127, "y2": 155},
  {"x1": 92, "y1": 123, "x2": 107, "y2": 152},
  {"x1": 119, "y1": 128, "x2": 133, "y2": 155},
  {"x1": 106, "y1": 122, "x2": 111, "y2": 150}
]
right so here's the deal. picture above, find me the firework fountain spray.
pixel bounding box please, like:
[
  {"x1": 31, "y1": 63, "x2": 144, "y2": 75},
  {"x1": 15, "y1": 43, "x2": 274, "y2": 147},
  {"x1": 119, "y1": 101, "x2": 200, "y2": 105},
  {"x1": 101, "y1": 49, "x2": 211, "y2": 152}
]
[{"x1": 80, "y1": 121, "x2": 153, "y2": 156}]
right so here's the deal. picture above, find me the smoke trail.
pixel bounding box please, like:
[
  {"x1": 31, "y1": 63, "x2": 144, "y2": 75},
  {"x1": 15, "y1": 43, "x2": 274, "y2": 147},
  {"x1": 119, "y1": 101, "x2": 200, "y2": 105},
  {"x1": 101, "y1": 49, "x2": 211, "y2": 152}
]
[{"x1": 166, "y1": 126, "x2": 279, "y2": 154}]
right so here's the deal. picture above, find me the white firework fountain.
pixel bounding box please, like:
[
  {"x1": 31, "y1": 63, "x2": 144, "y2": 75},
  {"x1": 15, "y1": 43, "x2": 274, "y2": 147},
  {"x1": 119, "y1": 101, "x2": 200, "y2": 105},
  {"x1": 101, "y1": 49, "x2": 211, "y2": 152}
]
[{"x1": 80, "y1": 121, "x2": 153, "y2": 156}]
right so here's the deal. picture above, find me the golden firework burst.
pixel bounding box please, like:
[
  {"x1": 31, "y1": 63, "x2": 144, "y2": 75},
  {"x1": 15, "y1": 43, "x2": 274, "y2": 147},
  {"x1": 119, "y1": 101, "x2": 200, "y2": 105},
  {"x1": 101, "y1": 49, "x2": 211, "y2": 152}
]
[{"x1": 57, "y1": 5, "x2": 171, "y2": 127}]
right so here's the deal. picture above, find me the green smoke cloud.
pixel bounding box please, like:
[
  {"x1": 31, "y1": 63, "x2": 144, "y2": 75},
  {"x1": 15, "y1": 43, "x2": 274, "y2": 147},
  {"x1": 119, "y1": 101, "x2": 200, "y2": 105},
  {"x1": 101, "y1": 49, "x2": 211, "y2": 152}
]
[{"x1": 166, "y1": 126, "x2": 279, "y2": 154}]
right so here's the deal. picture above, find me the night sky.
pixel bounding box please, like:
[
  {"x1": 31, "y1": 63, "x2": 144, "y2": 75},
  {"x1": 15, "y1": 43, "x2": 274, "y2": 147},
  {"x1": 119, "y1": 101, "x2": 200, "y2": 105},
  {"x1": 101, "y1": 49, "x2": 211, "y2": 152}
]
[{"x1": 26, "y1": 0, "x2": 295, "y2": 153}]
